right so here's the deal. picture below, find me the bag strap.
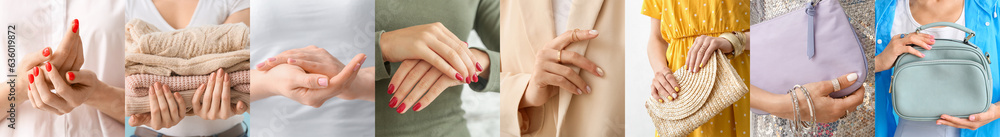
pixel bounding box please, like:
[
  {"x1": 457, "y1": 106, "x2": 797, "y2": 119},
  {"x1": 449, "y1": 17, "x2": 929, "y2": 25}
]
[
  {"x1": 806, "y1": 2, "x2": 817, "y2": 58},
  {"x1": 916, "y1": 22, "x2": 976, "y2": 43}
]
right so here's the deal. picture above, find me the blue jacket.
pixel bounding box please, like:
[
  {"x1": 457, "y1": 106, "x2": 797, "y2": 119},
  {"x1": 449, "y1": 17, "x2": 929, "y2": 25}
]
[{"x1": 875, "y1": 0, "x2": 1000, "y2": 136}]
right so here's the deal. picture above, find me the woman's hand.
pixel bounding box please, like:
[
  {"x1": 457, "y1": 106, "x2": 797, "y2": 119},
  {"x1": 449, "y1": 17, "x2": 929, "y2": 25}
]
[
  {"x1": 686, "y1": 35, "x2": 733, "y2": 73},
  {"x1": 650, "y1": 67, "x2": 680, "y2": 102},
  {"x1": 262, "y1": 55, "x2": 363, "y2": 107},
  {"x1": 521, "y1": 29, "x2": 605, "y2": 107},
  {"x1": 874, "y1": 33, "x2": 935, "y2": 72},
  {"x1": 128, "y1": 82, "x2": 186, "y2": 130},
  {"x1": 766, "y1": 73, "x2": 865, "y2": 123},
  {"x1": 387, "y1": 60, "x2": 464, "y2": 114},
  {"x1": 256, "y1": 46, "x2": 358, "y2": 77},
  {"x1": 380, "y1": 22, "x2": 481, "y2": 83},
  {"x1": 938, "y1": 104, "x2": 1000, "y2": 130},
  {"x1": 26, "y1": 60, "x2": 113, "y2": 115},
  {"x1": 16, "y1": 20, "x2": 85, "y2": 94},
  {"x1": 192, "y1": 69, "x2": 248, "y2": 120}
]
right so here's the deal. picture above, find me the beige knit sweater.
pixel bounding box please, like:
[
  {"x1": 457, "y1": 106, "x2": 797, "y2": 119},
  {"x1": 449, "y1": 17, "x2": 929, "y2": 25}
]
[{"x1": 124, "y1": 19, "x2": 251, "y2": 116}]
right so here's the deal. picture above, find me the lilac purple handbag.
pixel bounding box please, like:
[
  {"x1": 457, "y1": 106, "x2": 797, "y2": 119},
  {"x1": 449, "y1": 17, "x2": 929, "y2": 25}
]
[{"x1": 749, "y1": 0, "x2": 868, "y2": 114}]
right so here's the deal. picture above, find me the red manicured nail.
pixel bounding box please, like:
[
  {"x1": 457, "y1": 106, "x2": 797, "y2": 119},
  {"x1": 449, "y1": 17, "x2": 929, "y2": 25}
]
[
  {"x1": 396, "y1": 103, "x2": 406, "y2": 113},
  {"x1": 466, "y1": 76, "x2": 472, "y2": 83},
  {"x1": 387, "y1": 84, "x2": 395, "y2": 94},
  {"x1": 413, "y1": 103, "x2": 422, "y2": 111},
  {"x1": 42, "y1": 47, "x2": 51, "y2": 57},
  {"x1": 29, "y1": 75, "x2": 34, "y2": 84},
  {"x1": 33, "y1": 67, "x2": 39, "y2": 76},
  {"x1": 389, "y1": 97, "x2": 398, "y2": 107},
  {"x1": 72, "y1": 19, "x2": 79, "y2": 33},
  {"x1": 67, "y1": 72, "x2": 75, "y2": 81},
  {"x1": 455, "y1": 73, "x2": 463, "y2": 81},
  {"x1": 473, "y1": 75, "x2": 479, "y2": 82},
  {"x1": 476, "y1": 62, "x2": 483, "y2": 72},
  {"x1": 45, "y1": 62, "x2": 52, "y2": 71}
]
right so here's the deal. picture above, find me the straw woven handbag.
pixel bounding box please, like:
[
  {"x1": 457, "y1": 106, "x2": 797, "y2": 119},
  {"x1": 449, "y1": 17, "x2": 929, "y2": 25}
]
[{"x1": 645, "y1": 51, "x2": 749, "y2": 137}]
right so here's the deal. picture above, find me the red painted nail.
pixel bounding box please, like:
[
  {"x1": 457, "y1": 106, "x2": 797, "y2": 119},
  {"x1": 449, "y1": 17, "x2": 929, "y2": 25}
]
[
  {"x1": 45, "y1": 62, "x2": 52, "y2": 71},
  {"x1": 72, "y1": 19, "x2": 79, "y2": 33},
  {"x1": 476, "y1": 62, "x2": 483, "y2": 72},
  {"x1": 28, "y1": 75, "x2": 34, "y2": 84},
  {"x1": 413, "y1": 103, "x2": 422, "y2": 111},
  {"x1": 32, "y1": 67, "x2": 39, "y2": 76},
  {"x1": 387, "y1": 84, "x2": 395, "y2": 94},
  {"x1": 473, "y1": 75, "x2": 479, "y2": 82},
  {"x1": 455, "y1": 73, "x2": 464, "y2": 81},
  {"x1": 388, "y1": 97, "x2": 398, "y2": 107},
  {"x1": 396, "y1": 103, "x2": 406, "y2": 113},
  {"x1": 42, "y1": 47, "x2": 51, "y2": 57},
  {"x1": 67, "y1": 72, "x2": 75, "y2": 81}
]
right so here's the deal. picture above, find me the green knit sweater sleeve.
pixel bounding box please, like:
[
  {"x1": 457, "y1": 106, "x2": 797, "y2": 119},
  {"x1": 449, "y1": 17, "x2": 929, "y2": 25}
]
[
  {"x1": 375, "y1": 30, "x2": 391, "y2": 81},
  {"x1": 468, "y1": 0, "x2": 501, "y2": 93}
]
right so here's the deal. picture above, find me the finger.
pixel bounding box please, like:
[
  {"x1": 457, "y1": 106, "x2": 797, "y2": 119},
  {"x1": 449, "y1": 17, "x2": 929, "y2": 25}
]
[
  {"x1": 63, "y1": 70, "x2": 95, "y2": 85},
  {"x1": 417, "y1": 47, "x2": 463, "y2": 82},
  {"x1": 154, "y1": 83, "x2": 172, "y2": 127},
  {"x1": 192, "y1": 84, "x2": 205, "y2": 116},
  {"x1": 258, "y1": 57, "x2": 284, "y2": 71},
  {"x1": 173, "y1": 92, "x2": 186, "y2": 119},
  {"x1": 415, "y1": 75, "x2": 464, "y2": 112},
  {"x1": 542, "y1": 62, "x2": 590, "y2": 94},
  {"x1": 288, "y1": 63, "x2": 330, "y2": 89},
  {"x1": 433, "y1": 27, "x2": 476, "y2": 82},
  {"x1": 149, "y1": 84, "x2": 162, "y2": 130},
  {"x1": 696, "y1": 41, "x2": 716, "y2": 73},
  {"x1": 400, "y1": 69, "x2": 443, "y2": 114},
  {"x1": 161, "y1": 83, "x2": 179, "y2": 125},
  {"x1": 819, "y1": 73, "x2": 859, "y2": 95},
  {"x1": 33, "y1": 66, "x2": 70, "y2": 114},
  {"x1": 538, "y1": 72, "x2": 581, "y2": 95},
  {"x1": 219, "y1": 74, "x2": 232, "y2": 119},
  {"x1": 665, "y1": 73, "x2": 681, "y2": 94},
  {"x1": 425, "y1": 40, "x2": 470, "y2": 79},
  {"x1": 655, "y1": 74, "x2": 675, "y2": 99},
  {"x1": 389, "y1": 60, "x2": 419, "y2": 94},
  {"x1": 209, "y1": 69, "x2": 225, "y2": 120},
  {"x1": 687, "y1": 36, "x2": 704, "y2": 72},
  {"x1": 650, "y1": 77, "x2": 666, "y2": 100},
  {"x1": 908, "y1": 33, "x2": 934, "y2": 50},
  {"x1": 692, "y1": 36, "x2": 709, "y2": 73},
  {"x1": 550, "y1": 29, "x2": 600, "y2": 50},
  {"x1": 834, "y1": 85, "x2": 865, "y2": 115},
  {"x1": 234, "y1": 101, "x2": 247, "y2": 114},
  {"x1": 328, "y1": 54, "x2": 366, "y2": 89},
  {"x1": 937, "y1": 119, "x2": 971, "y2": 129},
  {"x1": 556, "y1": 50, "x2": 605, "y2": 77},
  {"x1": 202, "y1": 72, "x2": 216, "y2": 116},
  {"x1": 940, "y1": 114, "x2": 974, "y2": 129},
  {"x1": 969, "y1": 108, "x2": 996, "y2": 122},
  {"x1": 903, "y1": 46, "x2": 926, "y2": 58},
  {"x1": 392, "y1": 61, "x2": 432, "y2": 108}
]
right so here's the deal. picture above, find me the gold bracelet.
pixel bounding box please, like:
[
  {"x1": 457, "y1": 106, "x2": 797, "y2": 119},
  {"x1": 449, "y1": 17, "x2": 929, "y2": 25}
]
[{"x1": 718, "y1": 32, "x2": 744, "y2": 56}]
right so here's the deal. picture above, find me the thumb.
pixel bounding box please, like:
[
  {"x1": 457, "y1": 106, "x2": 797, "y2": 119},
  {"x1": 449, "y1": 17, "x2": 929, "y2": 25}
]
[
  {"x1": 292, "y1": 73, "x2": 330, "y2": 89},
  {"x1": 819, "y1": 72, "x2": 859, "y2": 95},
  {"x1": 970, "y1": 105, "x2": 998, "y2": 122},
  {"x1": 330, "y1": 54, "x2": 366, "y2": 87}
]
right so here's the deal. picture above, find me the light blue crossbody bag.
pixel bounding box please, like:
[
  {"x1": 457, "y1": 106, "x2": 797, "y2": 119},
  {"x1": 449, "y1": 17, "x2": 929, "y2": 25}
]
[{"x1": 891, "y1": 22, "x2": 992, "y2": 121}]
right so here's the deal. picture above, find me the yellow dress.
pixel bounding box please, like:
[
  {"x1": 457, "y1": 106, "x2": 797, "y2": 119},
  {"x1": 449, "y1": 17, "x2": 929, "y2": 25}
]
[{"x1": 641, "y1": 0, "x2": 750, "y2": 136}]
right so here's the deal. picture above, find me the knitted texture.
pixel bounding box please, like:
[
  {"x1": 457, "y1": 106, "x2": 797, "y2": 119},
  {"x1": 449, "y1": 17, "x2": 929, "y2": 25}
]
[
  {"x1": 124, "y1": 71, "x2": 250, "y2": 115},
  {"x1": 124, "y1": 19, "x2": 251, "y2": 116},
  {"x1": 125, "y1": 19, "x2": 249, "y2": 59},
  {"x1": 125, "y1": 50, "x2": 250, "y2": 76}
]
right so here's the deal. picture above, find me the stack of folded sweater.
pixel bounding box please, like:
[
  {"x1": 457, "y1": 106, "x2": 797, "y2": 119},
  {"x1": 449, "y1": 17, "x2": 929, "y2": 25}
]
[{"x1": 124, "y1": 19, "x2": 250, "y2": 116}]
